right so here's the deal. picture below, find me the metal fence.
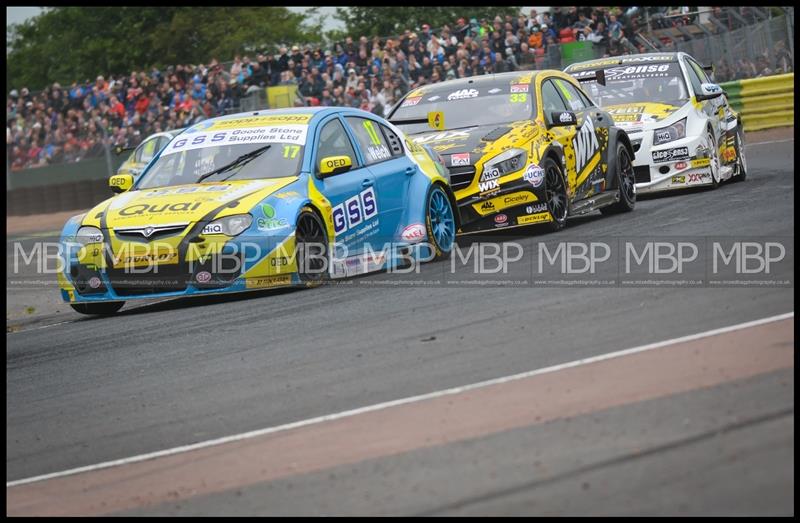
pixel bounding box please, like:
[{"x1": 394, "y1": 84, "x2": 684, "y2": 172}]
[{"x1": 665, "y1": 14, "x2": 794, "y2": 82}]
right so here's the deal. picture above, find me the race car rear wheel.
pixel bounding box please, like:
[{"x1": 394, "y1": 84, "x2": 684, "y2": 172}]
[
  {"x1": 69, "y1": 301, "x2": 125, "y2": 316},
  {"x1": 425, "y1": 185, "x2": 456, "y2": 260},
  {"x1": 600, "y1": 142, "x2": 636, "y2": 215},
  {"x1": 543, "y1": 156, "x2": 568, "y2": 232},
  {"x1": 707, "y1": 130, "x2": 721, "y2": 189},
  {"x1": 732, "y1": 126, "x2": 747, "y2": 182},
  {"x1": 296, "y1": 208, "x2": 329, "y2": 284}
]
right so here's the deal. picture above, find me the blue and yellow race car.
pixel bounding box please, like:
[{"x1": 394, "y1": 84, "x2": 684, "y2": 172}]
[{"x1": 59, "y1": 108, "x2": 457, "y2": 315}]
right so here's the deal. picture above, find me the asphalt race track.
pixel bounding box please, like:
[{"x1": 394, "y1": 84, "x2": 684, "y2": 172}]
[{"x1": 6, "y1": 134, "x2": 794, "y2": 515}]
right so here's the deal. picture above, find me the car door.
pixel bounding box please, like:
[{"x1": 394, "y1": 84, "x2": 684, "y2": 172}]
[
  {"x1": 685, "y1": 57, "x2": 735, "y2": 162},
  {"x1": 551, "y1": 77, "x2": 610, "y2": 200},
  {"x1": 343, "y1": 116, "x2": 410, "y2": 242},
  {"x1": 683, "y1": 57, "x2": 723, "y2": 141},
  {"x1": 310, "y1": 116, "x2": 378, "y2": 254}
]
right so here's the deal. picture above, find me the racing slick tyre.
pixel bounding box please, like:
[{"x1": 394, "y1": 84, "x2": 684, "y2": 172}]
[
  {"x1": 707, "y1": 129, "x2": 721, "y2": 189},
  {"x1": 543, "y1": 156, "x2": 568, "y2": 232},
  {"x1": 600, "y1": 142, "x2": 636, "y2": 215},
  {"x1": 732, "y1": 125, "x2": 747, "y2": 182},
  {"x1": 70, "y1": 301, "x2": 125, "y2": 315},
  {"x1": 425, "y1": 184, "x2": 456, "y2": 260},
  {"x1": 296, "y1": 207, "x2": 329, "y2": 285}
]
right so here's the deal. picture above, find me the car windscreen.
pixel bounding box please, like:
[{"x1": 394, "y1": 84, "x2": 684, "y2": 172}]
[
  {"x1": 571, "y1": 62, "x2": 689, "y2": 107},
  {"x1": 135, "y1": 116, "x2": 310, "y2": 189},
  {"x1": 391, "y1": 84, "x2": 535, "y2": 135}
]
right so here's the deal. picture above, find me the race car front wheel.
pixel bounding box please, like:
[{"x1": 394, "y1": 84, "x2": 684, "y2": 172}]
[
  {"x1": 732, "y1": 126, "x2": 747, "y2": 182},
  {"x1": 543, "y1": 156, "x2": 568, "y2": 232},
  {"x1": 600, "y1": 142, "x2": 636, "y2": 215},
  {"x1": 425, "y1": 185, "x2": 456, "y2": 260},
  {"x1": 70, "y1": 301, "x2": 125, "y2": 316},
  {"x1": 296, "y1": 208, "x2": 329, "y2": 284}
]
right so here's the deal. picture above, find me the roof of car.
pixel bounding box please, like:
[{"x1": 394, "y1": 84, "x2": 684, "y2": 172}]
[
  {"x1": 564, "y1": 52, "x2": 681, "y2": 72},
  {"x1": 199, "y1": 106, "x2": 377, "y2": 126},
  {"x1": 406, "y1": 71, "x2": 546, "y2": 95}
]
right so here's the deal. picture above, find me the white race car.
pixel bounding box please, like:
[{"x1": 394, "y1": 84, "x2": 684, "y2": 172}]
[{"x1": 565, "y1": 52, "x2": 747, "y2": 194}]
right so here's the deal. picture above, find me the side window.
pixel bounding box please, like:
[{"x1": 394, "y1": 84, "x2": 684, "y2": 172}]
[
  {"x1": 553, "y1": 78, "x2": 588, "y2": 111},
  {"x1": 316, "y1": 118, "x2": 358, "y2": 175},
  {"x1": 137, "y1": 138, "x2": 158, "y2": 164},
  {"x1": 380, "y1": 124, "x2": 405, "y2": 158},
  {"x1": 541, "y1": 80, "x2": 569, "y2": 113},
  {"x1": 683, "y1": 59, "x2": 704, "y2": 96},
  {"x1": 688, "y1": 59, "x2": 710, "y2": 83},
  {"x1": 344, "y1": 117, "x2": 393, "y2": 165}
]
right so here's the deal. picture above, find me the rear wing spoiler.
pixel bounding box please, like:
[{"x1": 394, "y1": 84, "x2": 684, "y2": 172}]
[{"x1": 573, "y1": 69, "x2": 606, "y2": 86}]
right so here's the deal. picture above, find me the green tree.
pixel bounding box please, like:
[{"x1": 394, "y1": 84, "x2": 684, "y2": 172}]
[
  {"x1": 334, "y1": 6, "x2": 522, "y2": 38},
  {"x1": 7, "y1": 7, "x2": 319, "y2": 90}
]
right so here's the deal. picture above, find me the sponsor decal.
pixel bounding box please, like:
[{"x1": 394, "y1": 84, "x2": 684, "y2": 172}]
[
  {"x1": 494, "y1": 214, "x2": 508, "y2": 224},
  {"x1": 401, "y1": 96, "x2": 422, "y2": 107},
  {"x1": 478, "y1": 179, "x2": 499, "y2": 192},
  {"x1": 245, "y1": 274, "x2": 292, "y2": 289},
  {"x1": 196, "y1": 271, "x2": 212, "y2": 283},
  {"x1": 510, "y1": 84, "x2": 529, "y2": 93},
  {"x1": 450, "y1": 152, "x2": 471, "y2": 167},
  {"x1": 274, "y1": 190, "x2": 302, "y2": 201},
  {"x1": 517, "y1": 212, "x2": 551, "y2": 225},
  {"x1": 119, "y1": 202, "x2": 203, "y2": 216},
  {"x1": 652, "y1": 147, "x2": 690, "y2": 163},
  {"x1": 671, "y1": 175, "x2": 686, "y2": 184},
  {"x1": 503, "y1": 193, "x2": 533, "y2": 206},
  {"x1": 487, "y1": 88, "x2": 502, "y2": 94},
  {"x1": 526, "y1": 203, "x2": 548, "y2": 214},
  {"x1": 480, "y1": 167, "x2": 500, "y2": 182},
  {"x1": 413, "y1": 129, "x2": 474, "y2": 144},
  {"x1": 688, "y1": 172, "x2": 709, "y2": 183},
  {"x1": 116, "y1": 251, "x2": 178, "y2": 267},
  {"x1": 331, "y1": 187, "x2": 378, "y2": 235},
  {"x1": 691, "y1": 157, "x2": 711, "y2": 168},
  {"x1": 447, "y1": 89, "x2": 479, "y2": 100},
  {"x1": 202, "y1": 223, "x2": 225, "y2": 235},
  {"x1": 480, "y1": 200, "x2": 496, "y2": 212},
  {"x1": 559, "y1": 112, "x2": 574, "y2": 124},
  {"x1": 401, "y1": 223, "x2": 426, "y2": 241},
  {"x1": 257, "y1": 204, "x2": 289, "y2": 231},
  {"x1": 88, "y1": 276, "x2": 102, "y2": 289},
  {"x1": 163, "y1": 124, "x2": 308, "y2": 156},
  {"x1": 427, "y1": 95, "x2": 441, "y2": 102},
  {"x1": 675, "y1": 161, "x2": 688, "y2": 170},
  {"x1": 270, "y1": 256, "x2": 290, "y2": 267},
  {"x1": 571, "y1": 116, "x2": 600, "y2": 174},
  {"x1": 523, "y1": 164, "x2": 545, "y2": 188}
]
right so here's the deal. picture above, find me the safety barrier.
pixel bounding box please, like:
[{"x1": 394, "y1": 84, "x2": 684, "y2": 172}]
[{"x1": 720, "y1": 73, "x2": 794, "y2": 132}]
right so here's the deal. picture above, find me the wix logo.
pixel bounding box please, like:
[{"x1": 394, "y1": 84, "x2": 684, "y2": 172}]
[{"x1": 572, "y1": 117, "x2": 600, "y2": 174}]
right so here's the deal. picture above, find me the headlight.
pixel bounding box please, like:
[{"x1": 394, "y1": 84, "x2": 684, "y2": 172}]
[
  {"x1": 480, "y1": 148, "x2": 528, "y2": 180},
  {"x1": 75, "y1": 226, "x2": 103, "y2": 245},
  {"x1": 202, "y1": 214, "x2": 253, "y2": 236},
  {"x1": 653, "y1": 117, "x2": 687, "y2": 146}
]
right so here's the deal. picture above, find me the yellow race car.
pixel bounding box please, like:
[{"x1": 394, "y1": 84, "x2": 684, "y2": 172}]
[{"x1": 388, "y1": 70, "x2": 636, "y2": 234}]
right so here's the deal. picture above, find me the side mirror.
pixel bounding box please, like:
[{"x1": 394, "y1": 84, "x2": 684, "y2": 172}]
[
  {"x1": 695, "y1": 83, "x2": 724, "y2": 101},
  {"x1": 319, "y1": 155, "x2": 353, "y2": 177},
  {"x1": 114, "y1": 145, "x2": 134, "y2": 156},
  {"x1": 427, "y1": 111, "x2": 445, "y2": 130},
  {"x1": 547, "y1": 110, "x2": 577, "y2": 128},
  {"x1": 109, "y1": 174, "x2": 134, "y2": 193}
]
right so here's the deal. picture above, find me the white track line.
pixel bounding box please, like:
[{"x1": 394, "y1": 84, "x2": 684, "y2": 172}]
[
  {"x1": 6, "y1": 311, "x2": 794, "y2": 488},
  {"x1": 746, "y1": 138, "x2": 794, "y2": 147}
]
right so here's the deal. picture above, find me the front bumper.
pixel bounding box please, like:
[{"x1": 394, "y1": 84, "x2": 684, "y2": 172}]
[{"x1": 629, "y1": 132, "x2": 714, "y2": 194}]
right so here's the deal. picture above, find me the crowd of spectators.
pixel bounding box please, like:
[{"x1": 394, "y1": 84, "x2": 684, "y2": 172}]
[{"x1": 7, "y1": 6, "x2": 794, "y2": 172}]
